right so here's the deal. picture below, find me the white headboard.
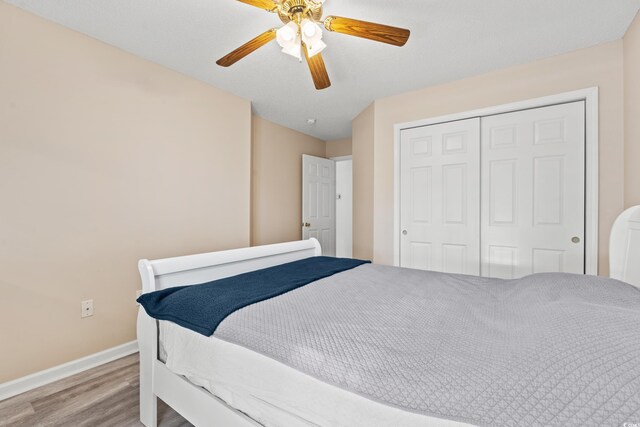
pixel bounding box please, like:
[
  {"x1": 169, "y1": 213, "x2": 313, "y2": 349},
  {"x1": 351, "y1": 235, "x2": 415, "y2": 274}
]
[
  {"x1": 138, "y1": 238, "x2": 322, "y2": 293},
  {"x1": 610, "y1": 206, "x2": 640, "y2": 288}
]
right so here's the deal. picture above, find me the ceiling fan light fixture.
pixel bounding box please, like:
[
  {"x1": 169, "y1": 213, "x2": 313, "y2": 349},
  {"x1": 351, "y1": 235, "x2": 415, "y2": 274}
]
[
  {"x1": 300, "y1": 19, "x2": 325, "y2": 57},
  {"x1": 301, "y1": 19, "x2": 319, "y2": 38},
  {"x1": 276, "y1": 21, "x2": 298, "y2": 46},
  {"x1": 281, "y1": 34, "x2": 302, "y2": 60},
  {"x1": 277, "y1": 21, "x2": 302, "y2": 60}
]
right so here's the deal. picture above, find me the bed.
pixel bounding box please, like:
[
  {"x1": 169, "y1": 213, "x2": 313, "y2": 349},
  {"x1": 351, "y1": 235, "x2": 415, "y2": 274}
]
[{"x1": 137, "y1": 207, "x2": 640, "y2": 427}]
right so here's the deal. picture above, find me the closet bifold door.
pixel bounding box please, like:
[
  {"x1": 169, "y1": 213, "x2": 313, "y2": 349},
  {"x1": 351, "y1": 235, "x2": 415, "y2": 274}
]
[
  {"x1": 399, "y1": 118, "x2": 481, "y2": 275},
  {"x1": 480, "y1": 101, "x2": 586, "y2": 279}
]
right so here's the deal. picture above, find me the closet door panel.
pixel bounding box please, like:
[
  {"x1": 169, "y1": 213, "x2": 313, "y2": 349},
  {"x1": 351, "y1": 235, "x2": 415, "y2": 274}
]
[
  {"x1": 400, "y1": 118, "x2": 480, "y2": 275},
  {"x1": 481, "y1": 101, "x2": 586, "y2": 278}
]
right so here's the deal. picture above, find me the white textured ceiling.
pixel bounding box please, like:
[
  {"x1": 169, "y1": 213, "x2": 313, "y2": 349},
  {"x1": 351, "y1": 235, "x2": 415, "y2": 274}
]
[{"x1": 4, "y1": 0, "x2": 640, "y2": 140}]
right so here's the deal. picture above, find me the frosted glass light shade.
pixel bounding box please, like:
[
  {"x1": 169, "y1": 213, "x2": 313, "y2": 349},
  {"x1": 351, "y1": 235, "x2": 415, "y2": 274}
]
[
  {"x1": 300, "y1": 19, "x2": 325, "y2": 58},
  {"x1": 276, "y1": 22, "x2": 299, "y2": 48},
  {"x1": 305, "y1": 39, "x2": 326, "y2": 57},
  {"x1": 277, "y1": 22, "x2": 302, "y2": 61},
  {"x1": 282, "y1": 34, "x2": 302, "y2": 60},
  {"x1": 302, "y1": 19, "x2": 318, "y2": 38}
]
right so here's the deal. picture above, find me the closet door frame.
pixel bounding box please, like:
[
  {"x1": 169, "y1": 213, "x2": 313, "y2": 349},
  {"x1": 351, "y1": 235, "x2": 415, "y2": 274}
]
[{"x1": 393, "y1": 87, "x2": 599, "y2": 275}]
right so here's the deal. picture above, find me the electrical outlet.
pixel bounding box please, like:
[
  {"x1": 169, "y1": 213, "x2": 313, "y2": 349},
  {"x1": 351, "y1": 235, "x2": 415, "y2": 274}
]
[{"x1": 81, "y1": 299, "x2": 94, "y2": 318}]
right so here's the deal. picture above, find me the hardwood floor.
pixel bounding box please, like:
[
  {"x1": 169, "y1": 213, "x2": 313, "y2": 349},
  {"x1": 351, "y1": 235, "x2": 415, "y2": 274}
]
[{"x1": 0, "y1": 353, "x2": 192, "y2": 427}]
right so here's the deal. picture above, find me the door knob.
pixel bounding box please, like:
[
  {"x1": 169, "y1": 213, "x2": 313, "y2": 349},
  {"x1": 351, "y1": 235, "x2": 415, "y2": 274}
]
[
  {"x1": 402, "y1": 230, "x2": 408, "y2": 236},
  {"x1": 571, "y1": 236, "x2": 581, "y2": 244}
]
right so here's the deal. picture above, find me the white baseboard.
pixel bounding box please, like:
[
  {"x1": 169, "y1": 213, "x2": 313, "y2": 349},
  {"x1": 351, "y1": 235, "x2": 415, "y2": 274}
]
[{"x1": 0, "y1": 340, "x2": 138, "y2": 402}]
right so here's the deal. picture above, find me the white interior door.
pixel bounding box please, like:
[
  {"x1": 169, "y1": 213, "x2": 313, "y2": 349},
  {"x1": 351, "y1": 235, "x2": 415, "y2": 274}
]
[
  {"x1": 481, "y1": 101, "x2": 585, "y2": 278},
  {"x1": 335, "y1": 159, "x2": 353, "y2": 258},
  {"x1": 302, "y1": 154, "x2": 336, "y2": 256},
  {"x1": 400, "y1": 118, "x2": 481, "y2": 275}
]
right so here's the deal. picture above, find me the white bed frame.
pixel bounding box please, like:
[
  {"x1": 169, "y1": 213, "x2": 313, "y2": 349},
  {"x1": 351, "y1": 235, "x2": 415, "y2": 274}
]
[
  {"x1": 137, "y1": 238, "x2": 322, "y2": 427},
  {"x1": 137, "y1": 206, "x2": 640, "y2": 427},
  {"x1": 609, "y1": 205, "x2": 640, "y2": 288}
]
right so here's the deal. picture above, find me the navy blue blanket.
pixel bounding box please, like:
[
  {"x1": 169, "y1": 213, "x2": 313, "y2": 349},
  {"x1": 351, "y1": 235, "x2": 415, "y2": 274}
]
[{"x1": 137, "y1": 256, "x2": 369, "y2": 336}]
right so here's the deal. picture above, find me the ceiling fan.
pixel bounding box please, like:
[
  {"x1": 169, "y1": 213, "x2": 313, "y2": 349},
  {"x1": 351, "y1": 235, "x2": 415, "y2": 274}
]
[{"x1": 216, "y1": 0, "x2": 411, "y2": 90}]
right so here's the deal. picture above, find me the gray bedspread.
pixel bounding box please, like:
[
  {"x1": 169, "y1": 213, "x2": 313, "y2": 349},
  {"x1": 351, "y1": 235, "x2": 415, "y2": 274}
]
[{"x1": 214, "y1": 264, "x2": 640, "y2": 426}]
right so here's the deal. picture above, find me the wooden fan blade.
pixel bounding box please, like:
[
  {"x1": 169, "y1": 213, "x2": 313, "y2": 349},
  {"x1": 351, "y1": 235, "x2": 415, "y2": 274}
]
[
  {"x1": 216, "y1": 29, "x2": 277, "y2": 67},
  {"x1": 237, "y1": 0, "x2": 277, "y2": 12},
  {"x1": 324, "y1": 16, "x2": 410, "y2": 47},
  {"x1": 303, "y1": 46, "x2": 331, "y2": 90}
]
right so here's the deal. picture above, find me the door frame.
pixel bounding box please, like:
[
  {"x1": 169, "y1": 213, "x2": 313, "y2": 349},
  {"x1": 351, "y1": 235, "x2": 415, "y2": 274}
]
[
  {"x1": 331, "y1": 155, "x2": 353, "y2": 162},
  {"x1": 332, "y1": 156, "x2": 353, "y2": 258},
  {"x1": 393, "y1": 87, "x2": 599, "y2": 275}
]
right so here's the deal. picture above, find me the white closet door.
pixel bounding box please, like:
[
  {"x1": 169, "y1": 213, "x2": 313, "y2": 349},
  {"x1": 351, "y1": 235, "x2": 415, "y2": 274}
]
[
  {"x1": 481, "y1": 101, "x2": 585, "y2": 278},
  {"x1": 400, "y1": 118, "x2": 480, "y2": 275}
]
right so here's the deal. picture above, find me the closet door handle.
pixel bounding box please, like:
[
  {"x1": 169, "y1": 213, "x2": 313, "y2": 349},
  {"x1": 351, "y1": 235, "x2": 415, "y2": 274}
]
[
  {"x1": 402, "y1": 230, "x2": 408, "y2": 236},
  {"x1": 571, "y1": 236, "x2": 581, "y2": 244}
]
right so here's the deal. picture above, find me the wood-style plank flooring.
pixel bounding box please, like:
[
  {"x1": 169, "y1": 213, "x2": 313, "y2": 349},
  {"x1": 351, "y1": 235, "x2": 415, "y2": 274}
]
[{"x1": 0, "y1": 353, "x2": 192, "y2": 427}]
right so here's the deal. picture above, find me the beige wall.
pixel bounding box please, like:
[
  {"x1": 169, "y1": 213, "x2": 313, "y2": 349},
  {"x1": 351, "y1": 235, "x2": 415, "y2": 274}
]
[
  {"x1": 325, "y1": 138, "x2": 352, "y2": 158},
  {"x1": 352, "y1": 104, "x2": 375, "y2": 260},
  {"x1": 251, "y1": 116, "x2": 326, "y2": 246},
  {"x1": 0, "y1": 3, "x2": 251, "y2": 383},
  {"x1": 625, "y1": 12, "x2": 640, "y2": 208},
  {"x1": 353, "y1": 41, "x2": 625, "y2": 275}
]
